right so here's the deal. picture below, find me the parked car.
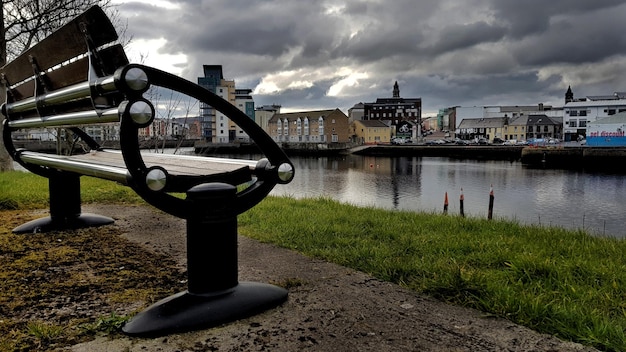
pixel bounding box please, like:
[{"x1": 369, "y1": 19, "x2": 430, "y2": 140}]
[
  {"x1": 477, "y1": 138, "x2": 489, "y2": 145},
  {"x1": 492, "y1": 137, "x2": 505, "y2": 145},
  {"x1": 455, "y1": 139, "x2": 470, "y2": 145},
  {"x1": 426, "y1": 139, "x2": 446, "y2": 145},
  {"x1": 547, "y1": 138, "x2": 560, "y2": 145},
  {"x1": 391, "y1": 137, "x2": 407, "y2": 145},
  {"x1": 503, "y1": 139, "x2": 517, "y2": 145}
]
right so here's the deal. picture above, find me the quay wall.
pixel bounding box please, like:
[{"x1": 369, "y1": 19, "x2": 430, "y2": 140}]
[
  {"x1": 521, "y1": 147, "x2": 626, "y2": 171},
  {"x1": 353, "y1": 145, "x2": 523, "y2": 160},
  {"x1": 354, "y1": 145, "x2": 626, "y2": 172}
]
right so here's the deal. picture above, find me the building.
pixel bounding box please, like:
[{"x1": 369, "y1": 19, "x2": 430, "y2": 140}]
[
  {"x1": 268, "y1": 109, "x2": 350, "y2": 144},
  {"x1": 436, "y1": 107, "x2": 457, "y2": 132},
  {"x1": 255, "y1": 105, "x2": 281, "y2": 133},
  {"x1": 455, "y1": 104, "x2": 557, "y2": 130},
  {"x1": 197, "y1": 65, "x2": 255, "y2": 143},
  {"x1": 526, "y1": 115, "x2": 562, "y2": 140},
  {"x1": 234, "y1": 88, "x2": 255, "y2": 142},
  {"x1": 587, "y1": 113, "x2": 626, "y2": 147},
  {"x1": 562, "y1": 88, "x2": 626, "y2": 142},
  {"x1": 502, "y1": 116, "x2": 528, "y2": 141},
  {"x1": 422, "y1": 116, "x2": 439, "y2": 132},
  {"x1": 352, "y1": 120, "x2": 391, "y2": 145},
  {"x1": 348, "y1": 102, "x2": 365, "y2": 123},
  {"x1": 363, "y1": 81, "x2": 422, "y2": 134},
  {"x1": 457, "y1": 117, "x2": 507, "y2": 141},
  {"x1": 197, "y1": 65, "x2": 222, "y2": 140},
  {"x1": 137, "y1": 118, "x2": 190, "y2": 141}
]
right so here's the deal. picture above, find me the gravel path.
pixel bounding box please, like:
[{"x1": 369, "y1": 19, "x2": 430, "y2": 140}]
[{"x1": 70, "y1": 204, "x2": 597, "y2": 352}]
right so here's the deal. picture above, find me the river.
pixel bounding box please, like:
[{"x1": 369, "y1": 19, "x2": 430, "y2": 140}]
[{"x1": 268, "y1": 154, "x2": 626, "y2": 238}]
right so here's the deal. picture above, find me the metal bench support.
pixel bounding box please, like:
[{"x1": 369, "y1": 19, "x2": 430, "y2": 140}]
[
  {"x1": 122, "y1": 183, "x2": 288, "y2": 336},
  {"x1": 13, "y1": 171, "x2": 114, "y2": 233}
]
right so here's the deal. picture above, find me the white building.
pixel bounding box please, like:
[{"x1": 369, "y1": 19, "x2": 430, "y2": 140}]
[
  {"x1": 563, "y1": 93, "x2": 626, "y2": 141},
  {"x1": 587, "y1": 113, "x2": 626, "y2": 147}
]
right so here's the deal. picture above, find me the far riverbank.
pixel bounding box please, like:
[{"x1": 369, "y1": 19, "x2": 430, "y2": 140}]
[{"x1": 353, "y1": 145, "x2": 626, "y2": 172}]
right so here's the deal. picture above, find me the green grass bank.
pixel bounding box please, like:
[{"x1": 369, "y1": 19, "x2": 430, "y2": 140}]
[{"x1": 1, "y1": 171, "x2": 625, "y2": 351}]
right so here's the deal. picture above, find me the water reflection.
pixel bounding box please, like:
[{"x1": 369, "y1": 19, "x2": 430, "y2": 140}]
[{"x1": 271, "y1": 155, "x2": 626, "y2": 238}]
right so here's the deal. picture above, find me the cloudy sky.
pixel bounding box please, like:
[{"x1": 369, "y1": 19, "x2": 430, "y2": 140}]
[{"x1": 112, "y1": 0, "x2": 626, "y2": 116}]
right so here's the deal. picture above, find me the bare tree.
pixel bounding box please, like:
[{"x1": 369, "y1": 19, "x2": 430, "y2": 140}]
[{"x1": 0, "y1": 0, "x2": 118, "y2": 171}]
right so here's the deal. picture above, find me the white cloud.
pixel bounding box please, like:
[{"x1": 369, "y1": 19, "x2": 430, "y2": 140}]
[
  {"x1": 327, "y1": 70, "x2": 369, "y2": 97},
  {"x1": 111, "y1": 0, "x2": 180, "y2": 10},
  {"x1": 124, "y1": 38, "x2": 187, "y2": 76}
]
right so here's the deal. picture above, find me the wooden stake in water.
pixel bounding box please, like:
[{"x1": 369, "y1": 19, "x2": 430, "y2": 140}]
[
  {"x1": 460, "y1": 188, "x2": 465, "y2": 217},
  {"x1": 443, "y1": 192, "x2": 449, "y2": 215},
  {"x1": 488, "y1": 185, "x2": 494, "y2": 220}
]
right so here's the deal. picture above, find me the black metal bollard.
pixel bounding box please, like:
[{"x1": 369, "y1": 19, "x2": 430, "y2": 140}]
[
  {"x1": 186, "y1": 183, "x2": 239, "y2": 293},
  {"x1": 460, "y1": 188, "x2": 465, "y2": 217},
  {"x1": 488, "y1": 185, "x2": 494, "y2": 220}
]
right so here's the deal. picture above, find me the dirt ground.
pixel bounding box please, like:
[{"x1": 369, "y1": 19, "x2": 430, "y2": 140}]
[{"x1": 67, "y1": 204, "x2": 596, "y2": 352}]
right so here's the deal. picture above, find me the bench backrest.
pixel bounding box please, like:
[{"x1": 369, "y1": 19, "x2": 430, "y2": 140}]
[{"x1": 2, "y1": 6, "x2": 128, "y2": 122}]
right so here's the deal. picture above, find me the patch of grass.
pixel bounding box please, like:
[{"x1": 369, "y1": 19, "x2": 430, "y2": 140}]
[
  {"x1": 0, "y1": 171, "x2": 143, "y2": 209},
  {"x1": 28, "y1": 321, "x2": 65, "y2": 344},
  {"x1": 273, "y1": 277, "x2": 306, "y2": 289},
  {"x1": 0, "y1": 210, "x2": 186, "y2": 351},
  {"x1": 239, "y1": 196, "x2": 626, "y2": 352},
  {"x1": 80, "y1": 313, "x2": 131, "y2": 336}
]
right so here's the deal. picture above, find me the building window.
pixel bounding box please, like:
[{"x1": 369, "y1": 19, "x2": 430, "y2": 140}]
[
  {"x1": 569, "y1": 110, "x2": 578, "y2": 116},
  {"x1": 579, "y1": 120, "x2": 587, "y2": 127},
  {"x1": 579, "y1": 110, "x2": 587, "y2": 116},
  {"x1": 570, "y1": 120, "x2": 577, "y2": 128},
  {"x1": 543, "y1": 126, "x2": 548, "y2": 132}
]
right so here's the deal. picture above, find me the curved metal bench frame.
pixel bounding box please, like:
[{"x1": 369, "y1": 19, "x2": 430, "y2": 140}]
[{"x1": 1, "y1": 5, "x2": 295, "y2": 337}]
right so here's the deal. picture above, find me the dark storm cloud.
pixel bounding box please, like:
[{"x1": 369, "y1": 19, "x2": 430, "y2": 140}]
[
  {"x1": 115, "y1": 0, "x2": 626, "y2": 114},
  {"x1": 510, "y1": 4, "x2": 626, "y2": 66},
  {"x1": 426, "y1": 22, "x2": 507, "y2": 55},
  {"x1": 490, "y1": 0, "x2": 626, "y2": 39}
]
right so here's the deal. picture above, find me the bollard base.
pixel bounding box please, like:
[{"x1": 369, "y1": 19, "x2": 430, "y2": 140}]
[
  {"x1": 12, "y1": 213, "x2": 114, "y2": 234},
  {"x1": 122, "y1": 281, "x2": 288, "y2": 337}
]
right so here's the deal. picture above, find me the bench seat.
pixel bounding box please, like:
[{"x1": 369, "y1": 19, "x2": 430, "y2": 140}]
[{"x1": 17, "y1": 149, "x2": 257, "y2": 188}]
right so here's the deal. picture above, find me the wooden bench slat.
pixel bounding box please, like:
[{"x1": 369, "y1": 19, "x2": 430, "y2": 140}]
[
  {"x1": 0, "y1": 6, "x2": 117, "y2": 87},
  {"x1": 20, "y1": 150, "x2": 254, "y2": 177}
]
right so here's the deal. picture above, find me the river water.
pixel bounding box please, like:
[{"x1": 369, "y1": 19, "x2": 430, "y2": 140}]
[{"x1": 268, "y1": 154, "x2": 626, "y2": 238}]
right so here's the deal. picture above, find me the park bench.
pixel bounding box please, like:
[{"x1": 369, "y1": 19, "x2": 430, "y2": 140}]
[{"x1": 1, "y1": 6, "x2": 295, "y2": 336}]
